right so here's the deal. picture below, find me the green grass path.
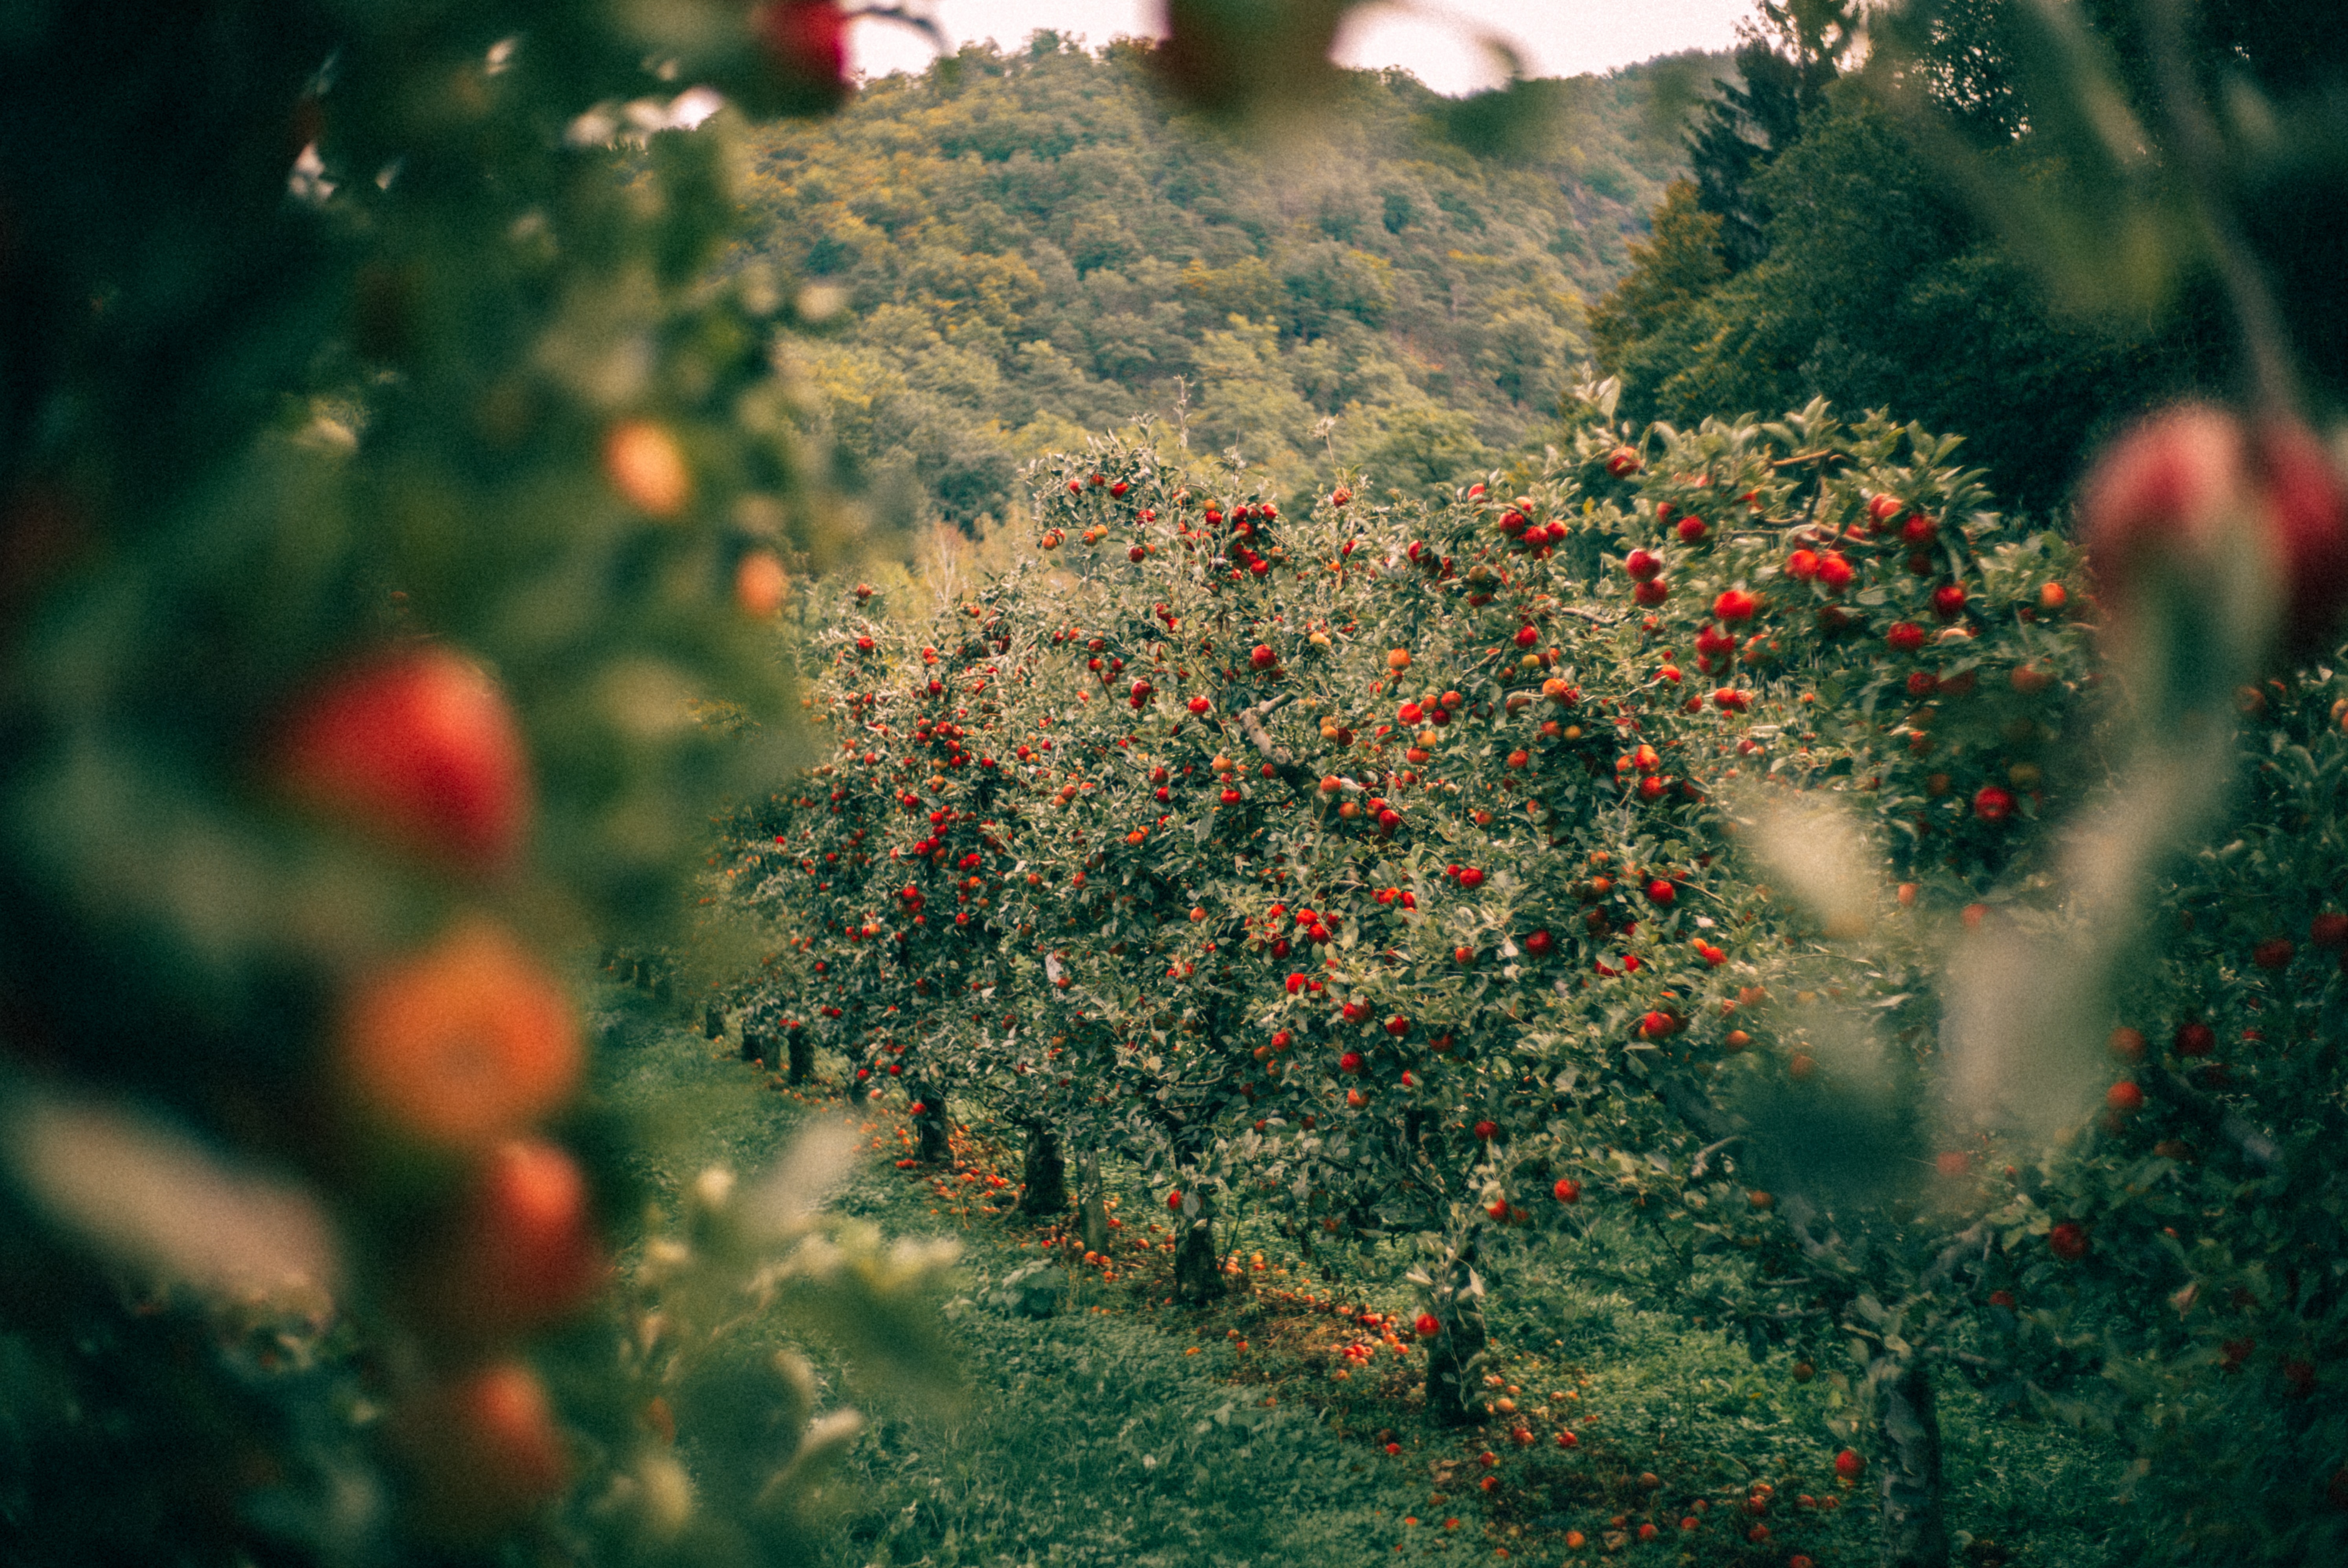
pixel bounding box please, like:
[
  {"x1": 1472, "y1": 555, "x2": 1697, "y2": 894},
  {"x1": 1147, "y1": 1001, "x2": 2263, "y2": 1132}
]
[{"x1": 588, "y1": 983, "x2": 2129, "y2": 1568}]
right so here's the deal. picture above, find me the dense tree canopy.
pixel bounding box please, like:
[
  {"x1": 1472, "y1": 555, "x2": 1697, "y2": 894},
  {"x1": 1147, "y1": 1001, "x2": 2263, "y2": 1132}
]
[{"x1": 1592, "y1": 0, "x2": 2348, "y2": 507}]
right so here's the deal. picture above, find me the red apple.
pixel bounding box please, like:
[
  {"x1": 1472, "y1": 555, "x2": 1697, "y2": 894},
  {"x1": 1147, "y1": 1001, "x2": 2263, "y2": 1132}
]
[
  {"x1": 271, "y1": 648, "x2": 530, "y2": 872},
  {"x1": 2082, "y1": 405, "x2": 2242, "y2": 587},
  {"x1": 2082, "y1": 404, "x2": 2348, "y2": 659},
  {"x1": 1713, "y1": 587, "x2": 1759, "y2": 623},
  {"x1": 752, "y1": 0, "x2": 852, "y2": 112},
  {"x1": 392, "y1": 1361, "x2": 569, "y2": 1538},
  {"x1": 409, "y1": 1139, "x2": 607, "y2": 1339},
  {"x1": 2254, "y1": 419, "x2": 2348, "y2": 654}
]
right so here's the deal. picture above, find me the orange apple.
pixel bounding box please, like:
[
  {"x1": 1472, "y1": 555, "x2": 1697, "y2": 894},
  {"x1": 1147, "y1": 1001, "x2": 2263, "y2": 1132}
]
[
  {"x1": 602, "y1": 419, "x2": 692, "y2": 518},
  {"x1": 734, "y1": 550, "x2": 788, "y2": 617},
  {"x1": 336, "y1": 918, "x2": 581, "y2": 1152}
]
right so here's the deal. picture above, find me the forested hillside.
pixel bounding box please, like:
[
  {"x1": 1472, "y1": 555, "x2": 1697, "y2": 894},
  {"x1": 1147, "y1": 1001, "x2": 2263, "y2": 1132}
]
[
  {"x1": 1588, "y1": 0, "x2": 2348, "y2": 506},
  {"x1": 731, "y1": 36, "x2": 1708, "y2": 528}
]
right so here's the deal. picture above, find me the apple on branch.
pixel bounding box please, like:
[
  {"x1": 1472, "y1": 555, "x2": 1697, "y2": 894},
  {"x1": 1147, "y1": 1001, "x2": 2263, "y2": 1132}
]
[{"x1": 269, "y1": 647, "x2": 531, "y2": 873}]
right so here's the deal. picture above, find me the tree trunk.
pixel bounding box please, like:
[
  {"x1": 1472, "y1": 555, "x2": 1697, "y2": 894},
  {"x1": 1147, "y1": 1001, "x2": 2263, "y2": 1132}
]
[
  {"x1": 1172, "y1": 1186, "x2": 1224, "y2": 1304},
  {"x1": 910, "y1": 1083, "x2": 949, "y2": 1163},
  {"x1": 1077, "y1": 1151, "x2": 1110, "y2": 1254},
  {"x1": 785, "y1": 1030, "x2": 813, "y2": 1084},
  {"x1": 1017, "y1": 1121, "x2": 1067, "y2": 1216},
  {"x1": 1424, "y1": 1299, "x2": 1490, "y2": 1424},
  {"x1": 1422, "y1": 1231, "x2": 1491, "y2": 1425},
  {"x1": 739, "y1": 1026, "x2": 762, "y2": 1063},
  {"x1": 1875, "y1": 1358, "x2": 1950, "y2": 1568},
  {"x1": 704, "y1": 1004, "x2": 727, "y2": 1041}
]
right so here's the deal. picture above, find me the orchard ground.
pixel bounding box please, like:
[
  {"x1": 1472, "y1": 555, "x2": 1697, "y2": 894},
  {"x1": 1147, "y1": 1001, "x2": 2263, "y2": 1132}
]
[{"x1": 594, "y1": 975, "x2": 2129, "y2": 1568}]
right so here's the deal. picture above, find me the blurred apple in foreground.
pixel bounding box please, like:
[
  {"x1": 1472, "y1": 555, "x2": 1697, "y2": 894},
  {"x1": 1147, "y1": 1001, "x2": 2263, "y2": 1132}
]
[
  {"x1": 271, "y1": 647, "x2": 530, "y2": 874},
  {"x1": 2080, "y1": 403, "x2": 2348, "y2": 661}
]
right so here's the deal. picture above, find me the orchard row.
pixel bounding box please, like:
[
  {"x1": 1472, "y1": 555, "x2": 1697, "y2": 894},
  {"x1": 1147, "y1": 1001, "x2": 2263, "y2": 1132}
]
[{"x1": 712, "y1": 390, "x2": 2348, "y2": 1563}]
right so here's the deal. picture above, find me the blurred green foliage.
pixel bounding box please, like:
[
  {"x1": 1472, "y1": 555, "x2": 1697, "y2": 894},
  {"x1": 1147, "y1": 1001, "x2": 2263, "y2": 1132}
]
[{"x1": 0, "y1": 4, "x2": 933, "y2": 1563}]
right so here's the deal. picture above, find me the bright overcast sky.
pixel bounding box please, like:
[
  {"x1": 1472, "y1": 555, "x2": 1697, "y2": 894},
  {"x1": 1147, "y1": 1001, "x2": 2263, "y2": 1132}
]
[{"x1": 850, "y1": 2, "x2": 1754, "y2": 96}]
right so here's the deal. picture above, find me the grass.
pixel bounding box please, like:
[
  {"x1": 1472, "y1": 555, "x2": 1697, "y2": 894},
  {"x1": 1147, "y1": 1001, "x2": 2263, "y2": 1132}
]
[{"x1": 587, "y1": 980, "x2": 2134, "y2": 1568}]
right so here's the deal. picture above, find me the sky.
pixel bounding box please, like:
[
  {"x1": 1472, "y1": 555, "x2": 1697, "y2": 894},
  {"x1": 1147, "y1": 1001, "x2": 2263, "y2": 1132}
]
[{"x1": 847, "y1": 2, "x2": 1754, "y2": 97}]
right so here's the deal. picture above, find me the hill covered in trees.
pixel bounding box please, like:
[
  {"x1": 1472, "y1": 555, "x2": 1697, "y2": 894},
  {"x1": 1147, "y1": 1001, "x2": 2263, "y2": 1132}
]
[{"x1": 730, "y1": 35, "x2": 1711, "y2": 528}]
